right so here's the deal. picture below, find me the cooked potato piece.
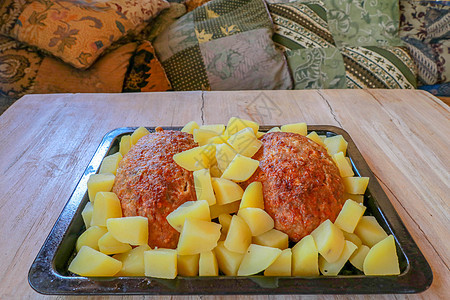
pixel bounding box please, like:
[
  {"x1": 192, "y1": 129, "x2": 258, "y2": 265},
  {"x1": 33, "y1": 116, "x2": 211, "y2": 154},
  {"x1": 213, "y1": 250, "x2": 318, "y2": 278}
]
[
  {"x1": 209, "y1": 164, "x2": 223, "y2": 178},
  {"x1": 215, "y1": 143, "x2": 237, "y2": 172},
  {"x1": 87, "y1": 173, "x2": 115, "y2": 202},
  {"x1": 218, "y1": 213, "x2": 233, "y2": 236},
  {"x1": 209, "y1": 201, "x2": 240, "y2": 219},
  {"x1": 240, "y1": 181, "x2": 264, "y2": 209},
  {"x1": 144, "y1": 248, "x2": 178, "y2": 279},
  {"x1": 221, "y1": 154, "x2": 259, "y2": 182},
  {"x1": 343, "y1": 231, "x2": 362, "y2": 248},
  {"x1": 342, "y1": 177, "x2": 370, "y2": 194},
  {"x1": 177, "y1": 218, "x2": 221, "y2": 255},
  {"x1": 208, "y1": 135, "x2": 228, "y2": 144},
  {"x1": 200, "y1": 124, "x2": 225, "y2": 135},
  {"x1": 173, "y1": 146, "x2": 211, "y2": 171},
  {"x1": 199, "y1": 250, "x2": 219, "y2": 276},
  {"x1": 131, "y1": 126, "x2": 150, "y2": 145},
  {"x1": 311, "y1": 220, "x2": 345, "y2": 263},
  {"x1": 194, "y1": 169, "x2": 216, "y2": 205},
  {"x1": 349, "y1": 244, "x2": 370, "y2": 271},
  {"x1": 167, "y1": 200, "x2": 210, "y2": 232},
  {"x1": 363, "y1": 235, "x2": 400, "y2": 275},
  {"x1": 238, "y1": 207, "x2": 274, "y2": 236},
  {"x1": 354, "y1": 216, "x2": 388, "y2": 247},
  {"x1": 99, "y1": 152, "x2": 123, "y2": 175},
  {"x1": 98, "y1": 232, "x2": 132, "y2": 255},
  {"x1": 334, "y1": 199, "x2": 366, "y2": 233},
  {"x1": 181, "y1": 121, "x2": 200, "y2": 134},
  {"x1": 224, "y1": 215, "x2": 252, "y2": 254},
  {"x1": 256, "y1": 131, "x2": 265, "y2": 138},
  {"x1": 177, "y1": 254, "x2": 200, "y2": 276},
  {"x1": 91, "y1": 192, "x2": 122, "y2": 227},
  {"x1": 237, "y1": 244, "x2": 282, "y2": 276},
  {"x1": 331, "y1": 152, "x2": 354, "y2": 178},
  {"x1": 281, "y1": 122, "x2": 307, "y2": 136},
  {"x1": 225, "y1": 117, "x2": 259, "y2": 135},
  {"x1": 68, "y1": 246, "x2": 122, "y2": 277},
  {"x1": 81, "y1": 201, "x2": 93, "y2": 229},
  {"x1": 75, "y1": 226, "x2": 108, "y2": 252},
  {"x1": 324, "y1": 135, "x2": 348, "y2": 156},
  {"x1": 211, "y1": 177, "x2": 244, "y2": 205},
  {"x1": 291, "y1": 235, "x2": 319, "y2": 276},
  {"x1": 264, "y1": 248, "x2": 292, "y2": 276},
  {"x1": 227, "y1": 127, "x2": 262, "y2": 157},
  {"x1": 107, "y1": 216, "x2": 148, "y2": 246},
  {"x1": 214, "y1": 241, "x2": 243, "y2": 276},
  {"x1": 113, "y1": 244, "x2": 151, "y2": 276},
  {"x1": 267, "y1": 127, "x2": 281, "y2": 133},
  {"x1": 252, "y1": 228, "x2": 289, "y2": 250},
  {"x1": 119, "y1": 135, "x2": 131, "y2": 157},
  {"x1": 306, "y1": 131, "x2": 325, "y2": 147},
  {"x1": 193, "y1": 128, "x2": 219, "y2": 146},
  {"x1": 343, "y1": 193, "x2": 364, "y2": 204},
  {"x1": 319, "y1": 240, "x2": 357, "y2": 276}
]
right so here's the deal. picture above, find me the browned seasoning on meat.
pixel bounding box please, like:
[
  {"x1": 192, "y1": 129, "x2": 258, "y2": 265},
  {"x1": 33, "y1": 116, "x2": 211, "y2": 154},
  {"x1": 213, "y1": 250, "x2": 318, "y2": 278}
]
[
  {"x1": 245, "y1": 132, "x2": 345, "y2": 242},
  {"x1": 113, "y1": 130, "x2": 197, "y2": 249}
]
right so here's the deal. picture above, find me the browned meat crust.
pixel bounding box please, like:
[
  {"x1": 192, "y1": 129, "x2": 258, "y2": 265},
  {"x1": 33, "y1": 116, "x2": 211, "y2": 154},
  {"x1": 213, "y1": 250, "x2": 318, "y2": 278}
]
[
  {"x1": 112, "y1": 130, "x2": 197, "y2": 249},
  {"x1": 246, "y1": 132, "x2": 344, "y2": 242}
]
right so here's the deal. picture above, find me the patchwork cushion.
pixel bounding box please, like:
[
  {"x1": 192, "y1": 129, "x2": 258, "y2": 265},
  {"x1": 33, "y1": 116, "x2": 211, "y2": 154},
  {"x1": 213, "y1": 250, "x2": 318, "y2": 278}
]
[
  {"x1": 3, "y1": 0, "x2": 169, "y2": 69},
  {"x1": 123, "y1": 41, "x2": 172, "y2": 92},
  {"x1": 153, "y1": 0, "x2": 292, "y2": 91}
]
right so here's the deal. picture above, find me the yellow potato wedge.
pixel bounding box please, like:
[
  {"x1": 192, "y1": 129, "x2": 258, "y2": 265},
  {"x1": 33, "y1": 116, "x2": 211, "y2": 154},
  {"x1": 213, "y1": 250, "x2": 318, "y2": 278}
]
[
  {"x1": 211, "y1": 177, "x2": 244, "y2": 205},
  {"x1": 75, "y1": 225, "x2": 108, "y2": 252},
  {"x1": 331, "y1": 152, "x2": 354, "y2": 178},
  {"x1": 107, "y1": 216, "x2": 148, "y2": 246},
  {"x1": 215, "y1": 143, "x2": 237, "y2": 172},
  {"x1": 324, "y1": 135, "x2": 348, "y2": 156},
  {"x1": 166, "y1": 200, "x2": 210, "y2": 232},
  {"x1": 69, "y1": 246, "x2": 122, "y2": 277},
  {"x1": 334, "y1": 199, "x2": 366, "y2": 233},
  {"x1": 181, "y1": 121, "x2": 200, "y2": 134},
  {"x1": 221, "y1": 154, "x2": 259, "y2": 182},
  {"x1": 119, "y1": 135, "x2": 131, "y2": 157},
  {"x1": 240, "y1": 181, "x2": 264, "y2": 209},
  {"x1": 363, "y1": 235, "x2": 400, "y2": 275},
  {"x1": 310, "y1": 219, "x2": 345, "y2": 263},
  {"x1": 81, "y1": 202, "x2": 93, "y2": 229},
  {"x1": 113, "y1": 244, "x2": 151, "y2": 276},
  {"x1": 264, "y1": 248, "x2": 292, "y2": 276},
  {"x1": 281, "y1": 122, "x2": 307, "y2": 136},
  {"x1": 354, "y1": 216, "x2": 388, "y2": 247},
  {"x1": 193, "y1": 128, "x2": 219, "y2": 146},
  {"x1": 144, "y1": 248, "x2": 178, "y2": 279},
  {"x1": 225, "y1": 117, "x2": 259, "y2": 135},
  {"x1": 291, "y1": 235, "x2": 319, "y2": 277},
  {"x1": 342, "y1": 177, "x2": 370, "y2": 194},
  {"x1": 91, "y1": 192, "x2": 122, "y2": 227},
  {"x1": 209, "y1": 201, "x2": 241, "y2": 219},
  {"x1": 131, "y1": 126, "x2": 150, "y2": 145},
  {"x1": 319, "y1": 240, "x2": 357, "y2": 276},
  {"x1": 87, "y1": 173, "x2": 115, "y2": 202},
  {"x1": 177, "y1": 254, "x2": 200, "y2": 277},
  {"x1": 98, "y1": 232, "x2": 132, "y2": 255},
  {"x1": 252, "y1": 228, "x2": 289, "y2": 250},
  {"x1": 200, "y1": 124, "x2": 225, "y2": 135},
  {"x1": 306, "y1": 131, "x2": 325, "y2": 147},
  {"x1": 224, "y1": 215, "x2": 252, "y2": 254},
  {"x1": 237, "y1": 207, "x2": 274, "y2": 236},
  {"x1": 237, "y1": 244, "x2": 282, "y2": 276},
  {"x1": 227, "y1": 127, "x2": 262, "y2": 157},
  {"x1": 99, "y1": 152, "x2": 123, "y2": 175},
  {"x1": 199, "y1": 250, "x2": 219, "y2": 276},
  {"x1": 177, "y1": 218, "x2": 221, "y2": 255},
  {"x1": 349, "y1": 244, "x2": 370, "y2": 272}
]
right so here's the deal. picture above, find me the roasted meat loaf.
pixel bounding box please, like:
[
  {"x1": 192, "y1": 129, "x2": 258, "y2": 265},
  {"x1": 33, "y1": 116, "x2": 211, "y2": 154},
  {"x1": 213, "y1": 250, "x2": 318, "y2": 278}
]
[
  {"x1": 113, "y1": 130, "x2": 198, "y2": 249},
  {"x1": 246, "y1": 132, "x2": 345, "y2": 242}
]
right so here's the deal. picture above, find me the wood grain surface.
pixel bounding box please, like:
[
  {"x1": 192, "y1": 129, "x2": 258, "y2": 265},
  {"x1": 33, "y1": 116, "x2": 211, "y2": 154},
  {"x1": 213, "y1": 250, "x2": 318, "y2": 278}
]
[{"x1": 0, "y1": 90, "x2": 448, "y2": 299}]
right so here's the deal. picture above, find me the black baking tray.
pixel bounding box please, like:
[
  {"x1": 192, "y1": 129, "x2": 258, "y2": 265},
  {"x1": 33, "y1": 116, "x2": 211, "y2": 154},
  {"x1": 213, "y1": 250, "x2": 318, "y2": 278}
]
[{"x1": 28, "y1": 125, "x2": 433, "y2": 295}]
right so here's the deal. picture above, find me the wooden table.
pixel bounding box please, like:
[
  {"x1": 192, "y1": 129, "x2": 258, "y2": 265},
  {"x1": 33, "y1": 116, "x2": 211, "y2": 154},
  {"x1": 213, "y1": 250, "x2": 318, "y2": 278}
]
[{"x1": 0, "y1": 90, "x2": 448, "y2": 299}]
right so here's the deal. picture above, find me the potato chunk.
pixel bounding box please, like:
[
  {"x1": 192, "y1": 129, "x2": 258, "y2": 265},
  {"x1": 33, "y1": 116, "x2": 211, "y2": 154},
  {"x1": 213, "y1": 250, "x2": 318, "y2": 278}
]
[
  {"x1": 281, "y1": 122, "x2": 307, "y2": 136},
  {"x1": 267, "y1": 127, "x2": 281, "y2": 133},
  {"x1": 113, "y1": 244, "x2": 151, "y2": 276},
  {"x1": 69, "y1": 246, "x2": 122, "y2": 277},
  {"x1": 193, "y1": 128, "x2": 219, "y2": 146},
  {"x1": 177, "y1": 218, "x2": 221, "y2": 255},
  {"x1": 98, "y1": 232, "x2": 132, "y2": 255},
  {"x1": 166, "y1": 200, "x2": 210, "y2": 232},
  {"x1": 253, "y1": 228, "x2": 289, "y2": 250},
  {"x1": 363, "y1": 235, "x2": 400, "y2": 275},
  {"x1": 291, "y1": 235, "x2": 319, "y2": 276},
  {"x1": 225, "y1": 117, "x2": 259, "y2": 135},
  {"x1": 131, "y1": 126, "x2": 150, "y2": 145},
  {"x1": 240, "y1": 181, "x2": 264, "y2": 209},
  {"x1": 214, "y1": 241, "x2": 245, "y2": 276},
  {"x1": 311, "y1": 220, "x2": 345, "y2": 263},
  {"x1": 144, "y1": 248, "x2": 178, "y2": 279},
  {"x1": 237, "y1": 244, "x2": 282, "y2": 276},
  {"x1": 173, "y1": 146, "x2": 211, "y2": 171},
  {"x1": 200, "y1": 124, "x2": 225, "y2": 135},
  {"x1": 75, "y1": 226, "x2": 108, "y2": 252},
  {"x1": 237, "y1": 207, "x2": 274, "y2": 236},
  {"x1": 107, "y1": 216, "x2": 148, "y2": 246},
  {"x1": 343, "y1": 192, "x2": 364, "y2": 204},
  {"x1": 342, "y1": 177, "x2": 370, "y2": 194},
  {"x1": 264, "y1": 248, "x2": 292, "y2": 276},
  {"x1": 99, "y1": 152, "x2": 123, "y2": 175},
  {"x1": 209, "y1": 201, "x2": 240, "y2": 219},
  {"x1": 331, "y1": 152, "x2": 354, "y2": 178},
  {"x1": 306, "y1": 131, "x2": 325, "y2": 147},
  {"x1": 324, "y1": 135, "x2": 348, "y2": 156},
  {"x1": 91, "y1": 192, "x2": 122, "y2": 227},
  {"x1": 343, "y1": 231, "x2": 362, "y2": 248},
  {"x1": 349, "y1": 244, "x2": 370, "y2": 272},
  {"x1": 119, "y1": 135, "x2": 131, "y2": 157},
  {"x1": 319, "y1": 240, "x2": 357, "y2": 276},
  {"x1": 211, "y1": 177, "x2": 244, "y2": 205},
  {"x1": 221, "y1": 154, "x2": 259, "y2": 182},
  {"x1": 177, "y1": 254, "x2": 199, "y2": 276},
  {"x1": 224, "y1": 215, "x2": 252, "y2": 254},
  {"x1": 218, "y1": 213, "x2": 233, "y2": 236},
  {"x1": 215, "y1": 143, "x2": 237, "y2": 172},
  {"x1": 227, "y1": 127, "x2": 262, "y2": 157},
  {"x1": 87, "y1": 173, "x2": 115, "y2": 202},
  {"x1": 181, "y1": 121, "x2": 200, "y2": 134},
  {"x1": 354, "y1": 216, "x2": 388, "y2": 247},
  {"x1": 193, "y1": 169, "x2": 216, "y2": 205},
  {"x1": 81, "y1": 202, "x2": 93, "y2": 229},
  {"x1": 199, "y1": 250, "x2": 219, "y2": 276},
  {"x1": 334, "y1": 199, "x2": 366, "y2": 233}
]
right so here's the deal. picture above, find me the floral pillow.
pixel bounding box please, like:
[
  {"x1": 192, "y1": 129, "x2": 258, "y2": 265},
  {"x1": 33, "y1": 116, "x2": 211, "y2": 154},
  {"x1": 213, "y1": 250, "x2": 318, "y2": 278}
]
[{"x1": 4, "y1": 0, "x2": 169, "y2": 69}]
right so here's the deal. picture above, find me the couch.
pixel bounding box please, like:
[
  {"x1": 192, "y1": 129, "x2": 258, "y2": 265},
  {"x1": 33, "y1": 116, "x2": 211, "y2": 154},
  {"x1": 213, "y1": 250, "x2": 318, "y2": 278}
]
[{"x1": 0, "y1": 0, "x2": 449, "y2": 114}]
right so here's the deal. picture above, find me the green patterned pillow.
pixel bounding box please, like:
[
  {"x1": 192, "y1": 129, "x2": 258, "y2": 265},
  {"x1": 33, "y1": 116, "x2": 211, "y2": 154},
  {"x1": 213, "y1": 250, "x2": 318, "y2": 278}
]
[{"x1": 152, "y1": 0, "x2": 292, "y2": 91}]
